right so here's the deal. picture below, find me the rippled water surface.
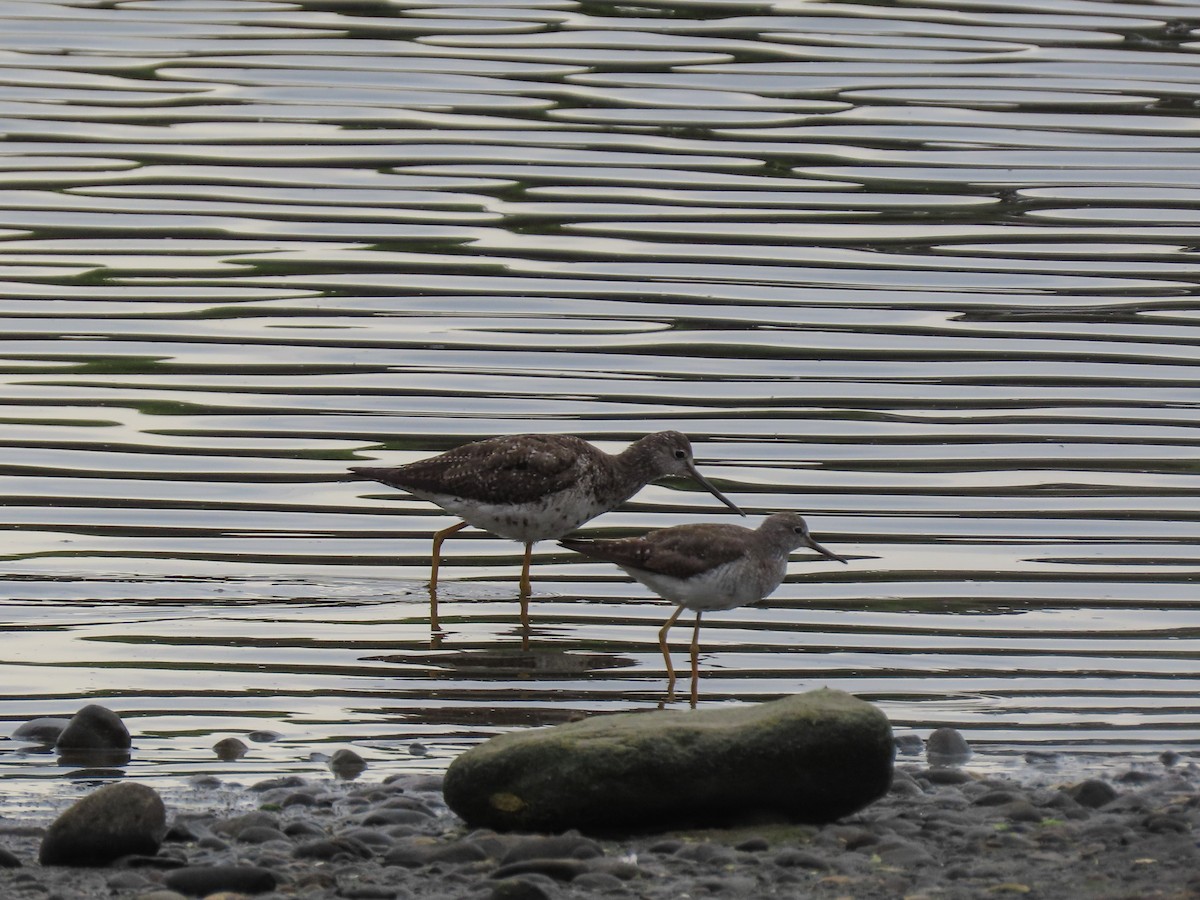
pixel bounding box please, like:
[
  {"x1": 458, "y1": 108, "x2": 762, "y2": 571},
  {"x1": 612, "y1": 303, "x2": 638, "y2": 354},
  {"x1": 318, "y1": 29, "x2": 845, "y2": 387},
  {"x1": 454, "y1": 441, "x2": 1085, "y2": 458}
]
[{"x1": 3, "y1": 0, "x2": 1200, "y2": 811}]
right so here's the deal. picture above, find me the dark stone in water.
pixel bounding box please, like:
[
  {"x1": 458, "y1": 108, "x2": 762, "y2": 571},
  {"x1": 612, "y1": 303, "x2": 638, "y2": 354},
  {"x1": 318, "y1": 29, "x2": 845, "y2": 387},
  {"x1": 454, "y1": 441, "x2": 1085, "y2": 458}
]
[
  {"x1": 443, "y1": 689, "x2": 894, "y2": 833},
  {"x1": 894, "y1": 733, "x2": 924, "y2": 756},
  {"x1": 250, "y1": 774, "x2": 307, "y2": 792},
  {"x1": 38, "y1": 783, "x2": 166, "y2": 867},
  {"x1": 56, "y1": 705, "x2": 131, "y2": 751},
  {"x1": 926, "y1": 727, "x2": 971, "y2": 766},
  {"x1": 0, "y1": 846, "x2": 20, "y2": 867},
  {"x1": 213, "y1": 737, "x2": 248, "y2": 760},
  {"x1": 331, "y1": 748, "x2": 368, "y2": 780},
  {"x1": 11, "y1": 717, "x2": 71, "y2": 746}
]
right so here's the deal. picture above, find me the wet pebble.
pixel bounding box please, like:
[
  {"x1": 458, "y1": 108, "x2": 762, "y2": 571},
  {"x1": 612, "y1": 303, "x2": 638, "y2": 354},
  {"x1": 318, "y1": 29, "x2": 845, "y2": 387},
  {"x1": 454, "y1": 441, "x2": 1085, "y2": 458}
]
[
  {"x1": 6, "y1": 758, "x2": 1200, "y2": 899},
  {"x1": 162, "y1": 864, "x2": 277, "y2": 896},
  {"x1": 926, "y1": 728, "x2": 972, "y2": 766}
]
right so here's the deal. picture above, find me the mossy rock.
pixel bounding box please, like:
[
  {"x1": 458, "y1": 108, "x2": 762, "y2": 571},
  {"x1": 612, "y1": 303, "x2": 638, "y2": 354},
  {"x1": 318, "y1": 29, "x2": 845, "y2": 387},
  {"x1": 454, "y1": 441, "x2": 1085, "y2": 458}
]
[{"x1": 443, "y1": 689, "x2": 894, "y2": 833}]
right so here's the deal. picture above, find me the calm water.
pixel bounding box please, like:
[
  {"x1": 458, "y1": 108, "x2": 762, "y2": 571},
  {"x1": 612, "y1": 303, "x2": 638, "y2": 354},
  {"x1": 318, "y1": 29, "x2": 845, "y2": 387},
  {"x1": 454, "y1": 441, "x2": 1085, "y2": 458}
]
[{"x1": 2, "y1": 0, "x2": 1200, "y2": 813}]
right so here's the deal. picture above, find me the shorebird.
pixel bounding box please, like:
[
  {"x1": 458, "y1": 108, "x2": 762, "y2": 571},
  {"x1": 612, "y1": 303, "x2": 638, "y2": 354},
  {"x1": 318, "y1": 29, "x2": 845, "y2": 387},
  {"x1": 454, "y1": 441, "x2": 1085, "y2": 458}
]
[
  {"x1": 560, "y1": 512, "x2": 846, "y2": 706},
  {"x1": 350, "y1": 431, "x2": 742, "y2": 629}
]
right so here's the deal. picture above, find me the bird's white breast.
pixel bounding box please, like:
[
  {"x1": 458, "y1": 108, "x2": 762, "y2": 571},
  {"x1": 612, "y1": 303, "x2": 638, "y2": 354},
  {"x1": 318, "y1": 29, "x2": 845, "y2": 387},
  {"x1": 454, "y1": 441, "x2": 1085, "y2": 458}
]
[
  {"x1": 416, "y1": 485, "x2": 607, "y2": 543},
  {"x1": 622, "y1": 555, "x2": 788, "y2": 612}
]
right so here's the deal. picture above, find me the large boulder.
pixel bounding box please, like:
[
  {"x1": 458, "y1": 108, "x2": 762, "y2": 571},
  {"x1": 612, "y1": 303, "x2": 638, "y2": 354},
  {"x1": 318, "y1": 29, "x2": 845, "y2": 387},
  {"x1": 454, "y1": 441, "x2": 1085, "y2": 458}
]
[
  {"x1": 39, "y1": 783, "x2": 167, "y2": 866},
  {"x1": 443, "y1": 689, "x2": 893, "y2": 833}
]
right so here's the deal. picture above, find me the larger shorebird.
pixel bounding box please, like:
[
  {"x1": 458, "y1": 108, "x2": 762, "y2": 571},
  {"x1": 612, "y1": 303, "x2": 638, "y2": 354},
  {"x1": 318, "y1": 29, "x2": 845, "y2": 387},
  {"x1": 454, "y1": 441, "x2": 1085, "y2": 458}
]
[
  {"x1": 350, "y1": 431, "x2": 742, "y2": 629},
  {"x1": 560, "y1": 512, "x2": 846, "y2": 706}
]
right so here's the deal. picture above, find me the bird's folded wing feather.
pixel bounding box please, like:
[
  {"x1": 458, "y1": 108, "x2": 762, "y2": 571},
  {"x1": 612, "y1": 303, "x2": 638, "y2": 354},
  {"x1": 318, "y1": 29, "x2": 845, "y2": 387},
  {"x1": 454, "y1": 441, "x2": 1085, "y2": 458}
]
[
  {"x1": 390, "y1": 435, "x2": 587, "y2": 504},
  {"x1": 565, "y1": 525, "x2": 749, "y2": 579}
]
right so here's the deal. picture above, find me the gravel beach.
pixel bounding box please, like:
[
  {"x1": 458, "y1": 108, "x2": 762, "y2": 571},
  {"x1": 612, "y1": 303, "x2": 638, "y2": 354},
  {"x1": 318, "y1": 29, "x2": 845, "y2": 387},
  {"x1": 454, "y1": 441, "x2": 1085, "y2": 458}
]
[{"x1": 3, "y1": 752, "x2": 1199, "y2": 900}]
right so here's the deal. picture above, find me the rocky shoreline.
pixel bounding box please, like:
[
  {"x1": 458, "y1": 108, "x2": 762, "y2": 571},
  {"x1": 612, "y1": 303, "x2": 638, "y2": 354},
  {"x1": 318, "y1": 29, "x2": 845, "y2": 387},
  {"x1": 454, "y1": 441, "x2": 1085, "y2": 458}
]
[{"x1": 2, "y1": 751, "x2": 1199, "y2": 899}]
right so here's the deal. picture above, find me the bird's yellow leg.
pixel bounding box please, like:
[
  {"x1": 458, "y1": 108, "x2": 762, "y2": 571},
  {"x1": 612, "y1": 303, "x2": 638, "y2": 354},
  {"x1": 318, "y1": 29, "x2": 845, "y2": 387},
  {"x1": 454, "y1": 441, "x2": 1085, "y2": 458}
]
[
  {"x1": 690, "y1": 611, "x2": 703, "y2": 708},
  {"x1": 519, "y1": 541, "x2": 533, "y2": 629},
  {"x1": 429, "y1": 521, "x2": 468, "y2": 630},
  {"x1": 658, "y1": 606, "x2": 685, "y2": 701}
]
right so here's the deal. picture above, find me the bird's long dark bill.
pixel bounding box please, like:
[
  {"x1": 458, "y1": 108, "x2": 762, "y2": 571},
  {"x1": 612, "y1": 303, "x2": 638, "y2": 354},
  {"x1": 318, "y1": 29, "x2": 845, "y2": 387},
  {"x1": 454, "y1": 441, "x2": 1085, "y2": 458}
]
[
  {"x1": 687, "y1": 464, "x2": 744, "y2": 516},
  {"x1": 805, "y1": 535, "x2": 848, "y2": 564}
]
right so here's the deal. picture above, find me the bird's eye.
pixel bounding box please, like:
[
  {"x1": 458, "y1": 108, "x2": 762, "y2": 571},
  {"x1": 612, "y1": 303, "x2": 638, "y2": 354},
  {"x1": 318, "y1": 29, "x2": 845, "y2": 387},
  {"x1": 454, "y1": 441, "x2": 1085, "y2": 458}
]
[
  {"x1": 793, "y1": 526, "x2": 805, "y2": 534},
  {"x1": 673, "y1": 449, "x2": 687, "y2": 460}
]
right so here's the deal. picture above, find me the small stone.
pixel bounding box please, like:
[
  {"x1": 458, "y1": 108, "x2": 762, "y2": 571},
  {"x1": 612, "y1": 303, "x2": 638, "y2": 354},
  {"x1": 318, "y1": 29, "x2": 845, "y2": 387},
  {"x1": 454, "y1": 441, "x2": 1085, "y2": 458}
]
[
  {"x1": 235, "y1": 825, "x2": 289, "y2": 844},
  {"x1": 1144, "y1": 813, "x2": 1190, "y2": 834},
  {"x1": 1117, "y1": 768, "x2": 1158, "y2": 785},
  {"x1": 1025, "y1": 751, "x2": 1059, "y2": 765},
  {"x1": 107, "y1": 871, "x2": 153, "y2": 891},
  {"x1": 922, "y1": 767, "x2": 973, "y2": 785},
  {"x1": 249, "y1": 775, "x2": 307, "y2": 792},
  {"x1": 1161, "y1": 750, "x2": 1182, "y2": 767},
  {"x1": 1001, "y1": 801, "x2": 1044, "y2": 823},
  {"x1": 213, "y1": 738, "x2": 248, "y2": 761},
  {"x1": 340, "y1": 886, "x2": 398, "y2": 900},
  {"x1": 876, "y1": 839, "x2": 937, "y2": 867},
  {"x1": 501, "y1": 833, "x2": 603, "y2": 863},
  {"x1": 39, "y1": 783, "x2": 166, "y2": 867},
  {"x1": 734, "y1": 836, "x2": 769, "y2": 852},
  {"x1": 488, "y1": 877, "x2": 558, "y2": 900},
  {"x1": 361, "y1": 809, "x2": 432, "y2": 827},
  {"x1": 1065, "y1": 779, "x2": 1118, "y2": 809},
  {"x1": 246, "y1": 730, "x2": 281, "y2": 743},
  {"x1": 832, "y1": 825, "x2": 878, "y2": 850},
  {"x1": 0, "y1": 846, "x2": 21, "y2": 867},
  {"x1": 11, "y1": 717, "x2": 71, "y2": 745},
  {"x1": 212, "y1": 811, "x2": 279, "y2": 840},
  {"x1": 974, "y1": 790, "x2": 1020, "y2": 807},
  {"x1": 926, "y1": 727, "x2": 971, "y2": 766},
  {"x1": 492, "y1": 859, "x2": 588, "y2": 881},
  {"x1": 773, "y1": 849, "x2": 829, "y2": 870},
  {"x1": 294, "y1": 837, "x2": 373, "y2": 861},
  {"x1": 571, "y1": 872, "x2": 624, "y2": 892},
  {"x1": 283, "y1": 820, "x2": 326, "y2": 838},
  {"x1": 409, "y1": 742, "x2": 428, "y2": 756},
  {"x1": 163, "y1": 865, "x2": 277, "y2": 896},
  {"x1": 430, "y1": 839, "x2": 491, "y2": 863},
  {"x1": 331, "y1": 748, "x2": 368, "y2": 780},
  {"x1": 894, "y1": 734, "x2": 925, "y2": 756}
]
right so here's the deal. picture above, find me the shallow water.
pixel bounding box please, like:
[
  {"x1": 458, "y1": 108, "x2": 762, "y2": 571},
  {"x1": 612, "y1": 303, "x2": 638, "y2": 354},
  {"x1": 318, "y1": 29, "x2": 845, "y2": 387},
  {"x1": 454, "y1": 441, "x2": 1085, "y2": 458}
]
[{"x1": 2, "y1": 0, "x2": 1200, "y2": 814}]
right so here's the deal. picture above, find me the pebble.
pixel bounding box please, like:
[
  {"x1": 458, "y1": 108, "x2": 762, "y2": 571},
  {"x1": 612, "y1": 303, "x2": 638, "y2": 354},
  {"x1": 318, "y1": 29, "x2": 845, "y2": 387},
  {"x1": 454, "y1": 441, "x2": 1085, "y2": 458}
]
[
  {"x1": 926, "y1": 727, "x2": 972, "y2": 766},
  {"x1": 212, "y1": 738, "x2": 248, "y2": 761},
  {"x1": 2, "y1": 761, "x2": 1200, "y2": 899},
  {"x1": 10, "y1": 718, "x2": 71, "y2": 746}
]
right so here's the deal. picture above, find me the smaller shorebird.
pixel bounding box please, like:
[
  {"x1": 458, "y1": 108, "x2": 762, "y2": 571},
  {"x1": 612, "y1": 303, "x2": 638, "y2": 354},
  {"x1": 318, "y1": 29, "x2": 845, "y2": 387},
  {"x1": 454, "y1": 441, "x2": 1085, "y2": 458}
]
[
  {"x1": 350, "y1": 431, "x2": 742, "y2": 630},
  {"x1": 560, "y1": 512, "x2": 846, "y2": 706}
]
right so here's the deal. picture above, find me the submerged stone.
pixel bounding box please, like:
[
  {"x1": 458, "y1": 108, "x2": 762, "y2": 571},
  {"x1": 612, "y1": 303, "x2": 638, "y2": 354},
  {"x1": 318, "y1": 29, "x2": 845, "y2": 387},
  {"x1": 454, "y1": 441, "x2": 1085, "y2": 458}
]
[{"x1": 443, "y1": 689, "x2": 893, "y2": 833}]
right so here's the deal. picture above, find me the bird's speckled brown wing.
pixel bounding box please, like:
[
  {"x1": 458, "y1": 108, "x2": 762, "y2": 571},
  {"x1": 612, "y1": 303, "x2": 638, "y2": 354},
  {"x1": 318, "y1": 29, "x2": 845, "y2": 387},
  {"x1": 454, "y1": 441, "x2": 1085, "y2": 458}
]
[
  {"x1": 353, "y1": 434, "x2": 600, "y2": 505},
  {"x1": 562, "y1": 523, "x2": 752, "y2": 579}
]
